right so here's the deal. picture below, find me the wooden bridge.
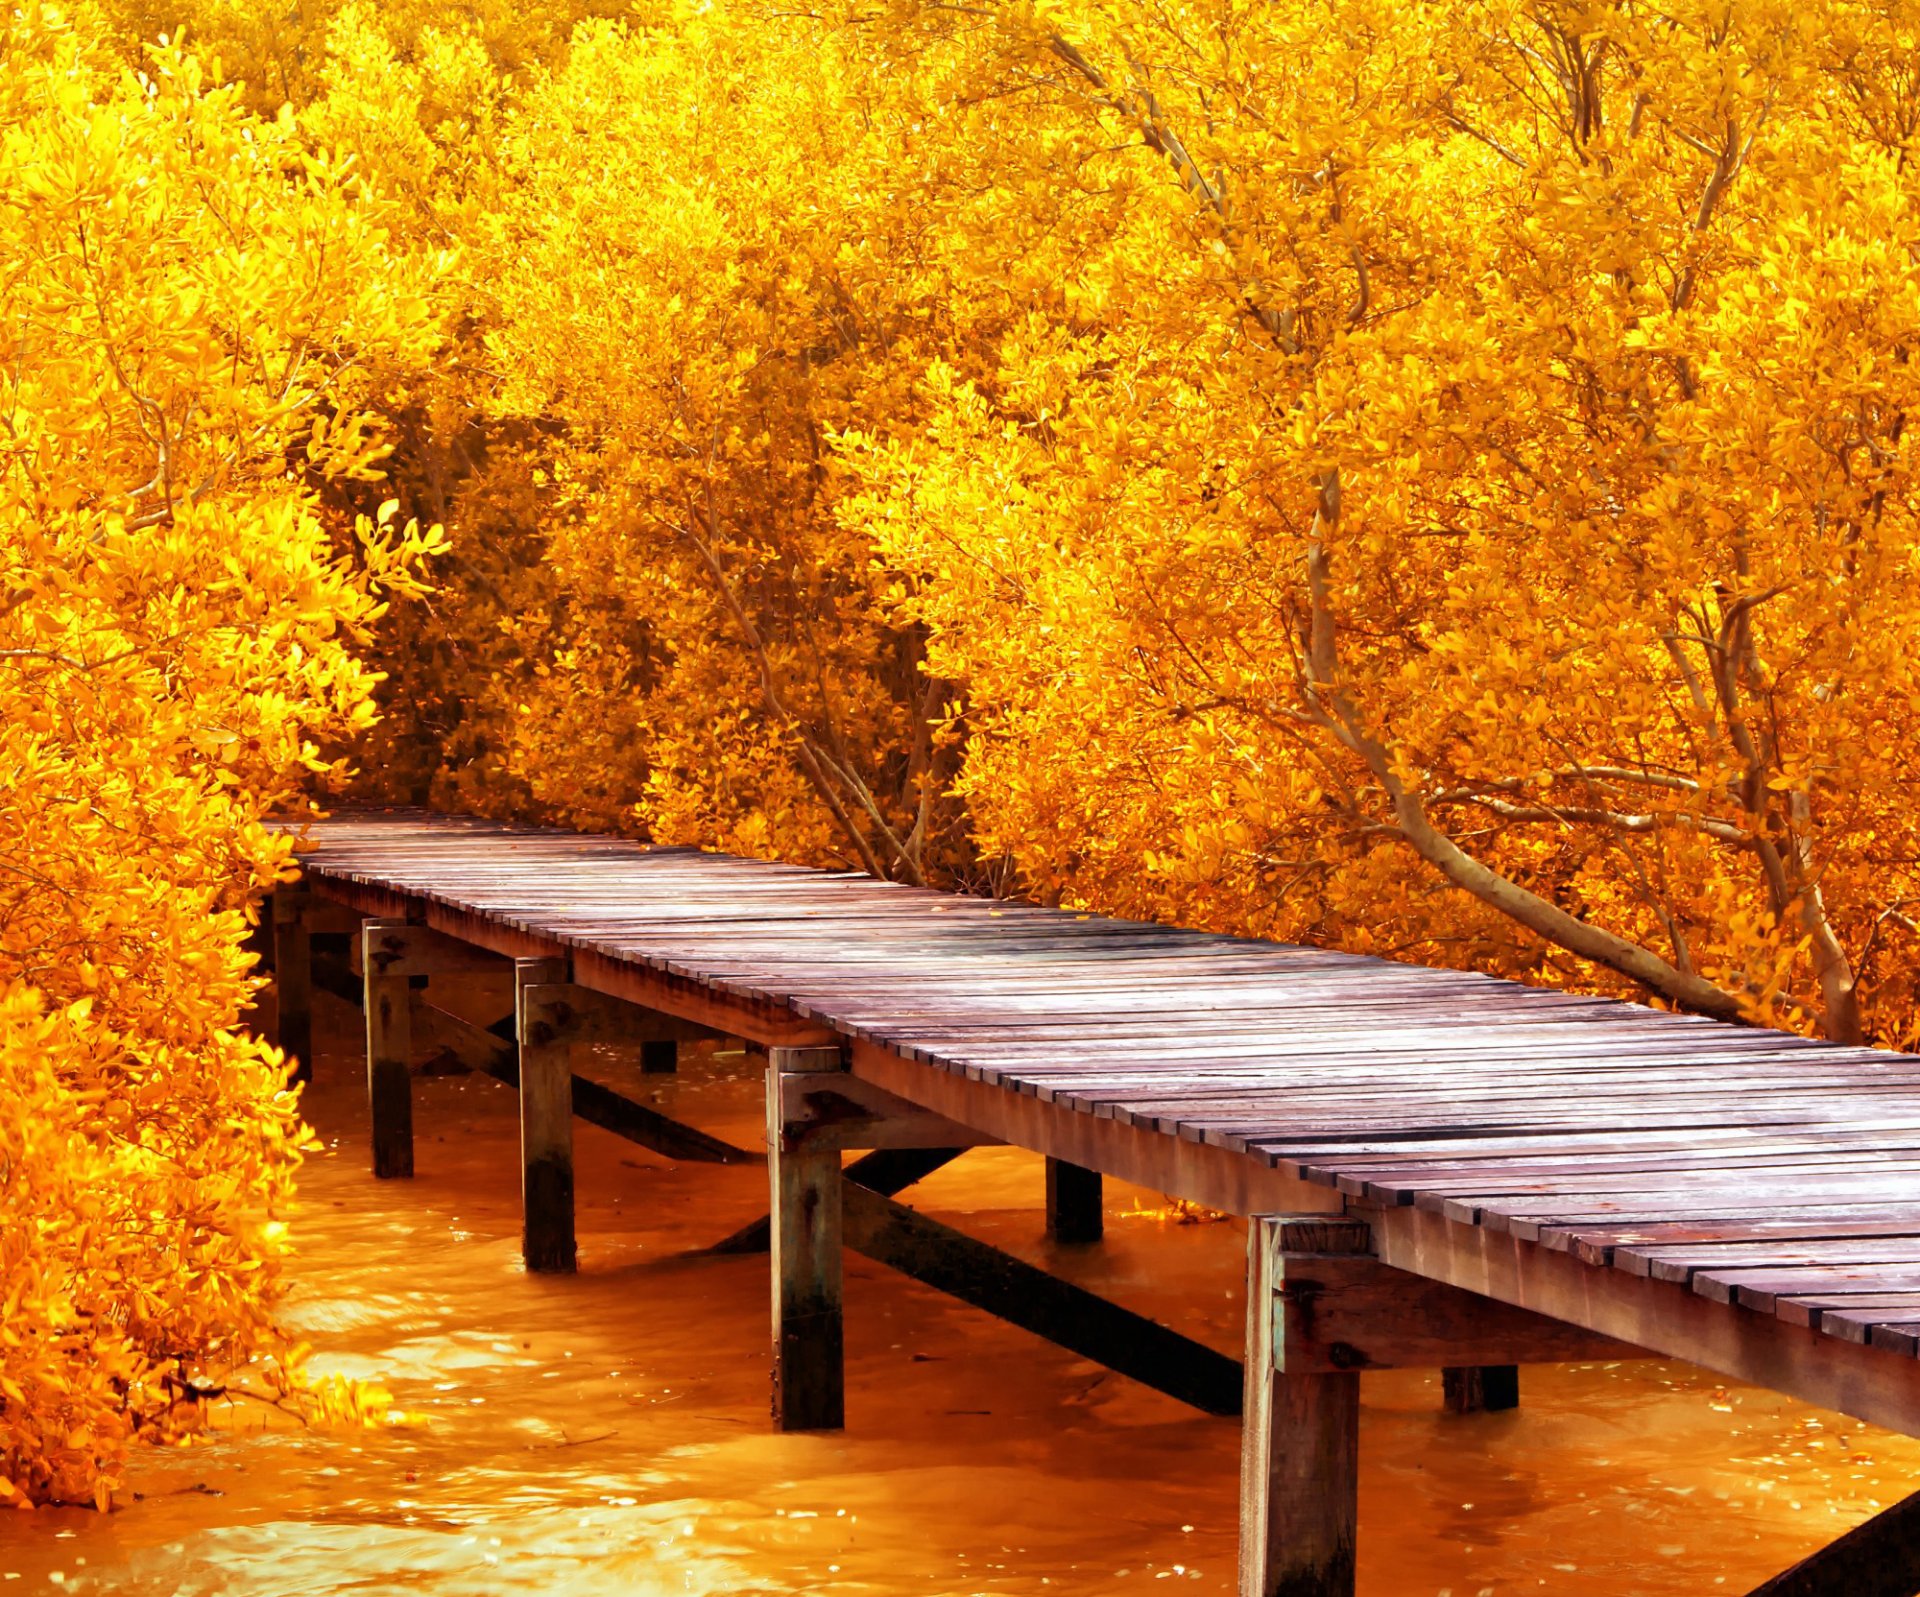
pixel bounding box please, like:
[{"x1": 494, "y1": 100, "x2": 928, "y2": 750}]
[{"x1": 266, "y1": 810, "x2": 1920, "y2": 1596}]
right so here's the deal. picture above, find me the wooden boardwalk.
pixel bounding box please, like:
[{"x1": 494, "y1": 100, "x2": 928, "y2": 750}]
[{"x1": 269, "y1": 810, "x2": 1920, "y2": 1596}]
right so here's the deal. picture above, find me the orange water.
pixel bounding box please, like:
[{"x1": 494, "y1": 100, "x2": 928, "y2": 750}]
[{"x1": 6, "y1": 987, "x2": 1919, "y2": 1595}]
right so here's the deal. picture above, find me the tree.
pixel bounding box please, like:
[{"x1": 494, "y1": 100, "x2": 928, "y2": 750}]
[
  {"x1": 846, "y1": 0, "x2": 1920, "y2": 1045},
  {"x1": 0, "y1": 2, "x2": 442, "y2": 1505},
  {"x1": 434, "y1": 11, "x2": 981, "y2": 881}
]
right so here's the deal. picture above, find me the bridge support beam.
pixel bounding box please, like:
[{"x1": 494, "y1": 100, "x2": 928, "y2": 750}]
[
  {"x1": 1240, "y1": 1214, "x2": 1639, "y2": 1597},
  {"x1": 271, "y1": 889, "x2": 313, "y2": 1086},
  {"x1": 1241, "y1": 1217, "x2": 1364, "y2": 1597},
  {"x1": 768, "y1": 1045, "x2": 847, "y2": 1431},
  {"x1": 360, "y1": 919, "x2": 508, "y2": 1179},
  {"x1": 516, "y1": 959, "x2": 575, "y2": 1273},
  {"x1": 1443, "y1": 1364, "x2": 1519, "y2": 1413},
  {"x1": 1046, "y1": 1158, "x2": 1104, "y2": 1245},
  {"x1": 362, "y1": 918, "x2": 416, "y2": 1178}
]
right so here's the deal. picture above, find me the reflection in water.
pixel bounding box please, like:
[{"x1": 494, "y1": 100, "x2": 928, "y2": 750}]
[{"x1": 5, "y1": 982, "x2": 1918, "y2": 1594}]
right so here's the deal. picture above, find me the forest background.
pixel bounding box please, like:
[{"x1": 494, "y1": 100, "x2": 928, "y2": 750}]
[{"x1": 7, "y1": 0, "x2": 1920, "y2": 1507}]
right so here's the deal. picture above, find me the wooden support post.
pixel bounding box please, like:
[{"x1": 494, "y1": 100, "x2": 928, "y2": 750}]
[
  {"x1": 1241, "y1": 1216, "x2": 1367, "y2": 1597},
  {"x1": 362, "y1": 918, "x2": 414, "y2": 1179},
  {"x1": 1443, "y1": 1364, "x2": 1519, "y2": 1413},
  {"x1": 271, "y1": 889, "x2": 313, "y2": 1086},
  {"x1": 642, "y1": 1038, "x2": 678, "y2": 1074},
  {"x1": 768, "y1": 1044, "x2": 846, "y2": 1431},
  {"x1": 516, "y1": 958, "x2": 574, "y2": 1274},
  {"x1": 1046, "y1": 1157, "x2": 1104, "y2": 1244}
]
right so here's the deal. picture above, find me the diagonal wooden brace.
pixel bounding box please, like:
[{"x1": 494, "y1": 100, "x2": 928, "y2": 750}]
[
  {"x1": 1272, "y1": 1246, "x2": 1635, "y2": 1374},
  {"x1": 843, "y1": 1182, "x2": 1242, "y2": 1415},
  {"x1": 1744, "y1": 1485, "x2": 1920, "y2": 1596}
]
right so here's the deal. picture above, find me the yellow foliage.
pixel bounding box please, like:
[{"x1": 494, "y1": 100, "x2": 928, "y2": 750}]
[
  {"x1": 839, "y1": 0, "x2": 1920, "y2": 1045},
  {"x1": 28, "y1": 0, "x2": 1920, "y2": 1500},
  {"x1": 335, "y1": 0, "x2": 1920, "y2": 1042},
  {"x1": 0, "y1": 2, "x2": 441, "y2": 1504},
  {"x1": 349, "y1": 6, "x2": 981, "y2": 883}
]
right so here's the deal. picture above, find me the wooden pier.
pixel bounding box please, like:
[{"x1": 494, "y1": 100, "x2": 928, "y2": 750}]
[{"x1": 268, "y1": 810, "x2": 1920, "y2": 1595}]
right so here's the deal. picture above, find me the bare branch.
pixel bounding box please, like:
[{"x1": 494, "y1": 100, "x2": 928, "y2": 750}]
[
  {"x1": 1429, "y1": 790, "x2": 1753, "y2": 845},
  {"x1": 1295, "y1": 481, "x2": 1751, "y2": 1025}
]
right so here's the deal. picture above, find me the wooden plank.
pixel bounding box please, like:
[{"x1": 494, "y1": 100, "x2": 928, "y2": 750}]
[
  {"x1": 848, "y1": 1039, "x2": 1344, "y2": 1218},
  {"x1": 1046, "y1": 1158, "x2": 1104, "y2": 1245},
  {"x1": 309, "y1": 879, "x2": 838, "y2": 1047},
  {"x1": 517, "y1": 959, "x2": 575, "y2": 1274},
  {"x1": 1242, "y1": 1217, "x2": 1361, "y2": 1597},
  {"x1": 362, "y1": 918, "x2": 414, "y2": 1179},
  {"x1": 1745, "y1": 1486, "x2": 1920, "y2": 1596},
  {"x1": 768, "y1": 1045, "x2": 845, "y2": 1431},
  {"x1": 362, "y1": 920, "x2": 509, "y2": 979},
  {"x1": 271, "y1": 889, "x2": 313, "y2": 1086},
  {"x1": 568, "y1": 1075, "x2": 755, "y2": 1166}
]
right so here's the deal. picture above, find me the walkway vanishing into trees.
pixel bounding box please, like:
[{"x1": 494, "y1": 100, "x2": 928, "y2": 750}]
[{"x1": 269, "y1": 810, "x2": 1920, "y2": 1596}]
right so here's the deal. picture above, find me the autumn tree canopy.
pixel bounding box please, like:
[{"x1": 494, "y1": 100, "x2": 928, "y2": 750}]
[
  {"x1": 843, "y1": 0, "x2": 1920, "y2": 1051},
  {"x1": 12, "y1": 0, "x2": 1920, "y2": 1505},
  {"x1": 0, "y1": 0, "x2": 439, "y2": 1505}
]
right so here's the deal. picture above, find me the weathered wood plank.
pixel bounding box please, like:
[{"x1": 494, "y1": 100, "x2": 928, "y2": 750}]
[
  {"x1": 779, "y1": 1071, "x2": 999, "y2": 1154},
  {"x1": 518, "y1": 982, "x2": 721, "y2": 1047},
  {"x1": 1273, "y1": 1254, "x2": 1632, "y2": 1372},
  {"x1": 848, "y1": 1039, "x2": 1344, "y2": 1219},
  {"x1": 362, "y1": 919, "x2": 509, "y2": 978}
]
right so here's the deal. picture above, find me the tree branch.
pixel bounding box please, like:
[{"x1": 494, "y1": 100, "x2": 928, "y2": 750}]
[{"x1": 1296, "y1": 484, "x2": 1750, "y2": 1025}]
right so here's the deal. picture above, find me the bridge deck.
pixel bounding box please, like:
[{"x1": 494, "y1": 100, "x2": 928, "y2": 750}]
[{"x1": 279, "y1": 809, "x2": 1920, "y2": 1593}]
